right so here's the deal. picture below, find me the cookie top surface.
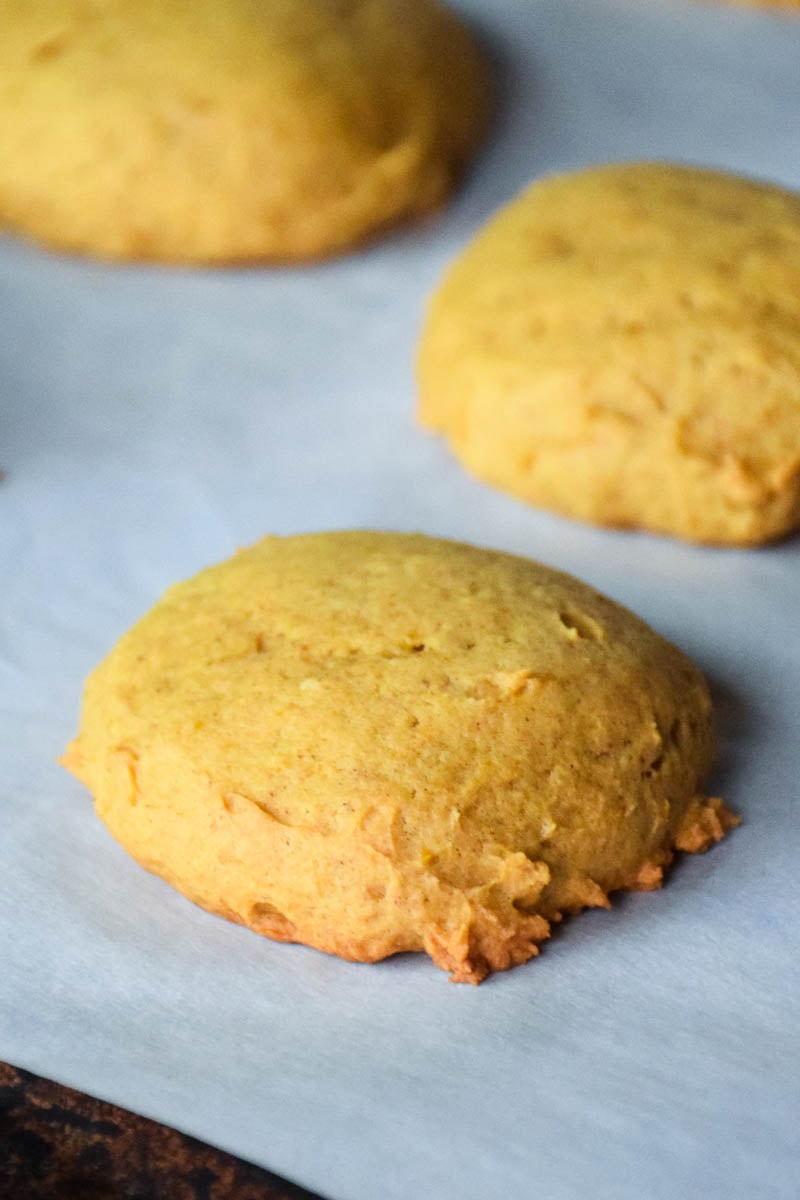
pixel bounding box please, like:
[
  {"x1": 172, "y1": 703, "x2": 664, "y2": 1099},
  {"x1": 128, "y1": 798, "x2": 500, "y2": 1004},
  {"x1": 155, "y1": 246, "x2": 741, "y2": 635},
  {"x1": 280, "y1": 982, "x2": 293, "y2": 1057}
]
[
  {"x1": 418, "y1": 163, "x2": 800, "y2": 545},
  {"x1": 0, "y1": 0, "x2": 489, "y2": 262},
  {"x1": 65, "y1": 531, "x2": 731, "y2": 982}
]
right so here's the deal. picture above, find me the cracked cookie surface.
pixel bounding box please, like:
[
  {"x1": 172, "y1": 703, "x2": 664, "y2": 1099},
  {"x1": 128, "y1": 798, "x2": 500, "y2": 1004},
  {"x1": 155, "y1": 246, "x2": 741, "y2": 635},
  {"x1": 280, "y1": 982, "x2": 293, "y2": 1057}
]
[
  {"x1": 418, "y1": 163, "x2": 800, "y2": 545},
  {"x1": 63, "y1": 531, "x2": 737, "y2": 982},
  {"x1": 0, "y1": 0, "x2": 489, "y2": 263}
]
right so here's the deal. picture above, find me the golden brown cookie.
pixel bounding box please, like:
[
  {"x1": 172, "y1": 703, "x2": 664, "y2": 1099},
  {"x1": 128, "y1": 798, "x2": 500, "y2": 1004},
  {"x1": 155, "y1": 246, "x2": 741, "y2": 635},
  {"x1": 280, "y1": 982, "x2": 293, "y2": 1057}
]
[
  {"x1": 418, "y1": 163, "x2": 800, "y2": 545},
  {"x1": 0, "y1": 0, "x2": 489, "y2": 263},
  {"x1": 63, "y1": 532, "x2": 737, "y2": 983}
]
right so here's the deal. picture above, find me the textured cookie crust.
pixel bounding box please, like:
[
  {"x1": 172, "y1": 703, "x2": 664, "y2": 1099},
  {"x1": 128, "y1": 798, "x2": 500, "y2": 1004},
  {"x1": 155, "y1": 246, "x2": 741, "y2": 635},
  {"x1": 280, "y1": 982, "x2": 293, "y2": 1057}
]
[
  {"x1": 63, "y1": 532, "x2": 737, "y2": 983},
  {"x1": 0, "y1": 0, "x2": 489, "y2": 263},
  {"x1": 418, "y1": 163, "x2": 800, "y2": 545}
]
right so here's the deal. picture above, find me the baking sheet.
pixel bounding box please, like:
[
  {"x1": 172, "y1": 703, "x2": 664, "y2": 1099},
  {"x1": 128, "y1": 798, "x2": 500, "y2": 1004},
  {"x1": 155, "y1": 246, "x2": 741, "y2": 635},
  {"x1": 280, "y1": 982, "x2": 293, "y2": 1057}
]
[{"x1": 1, "y1": 1, "x2": 799, "y2": 1197}]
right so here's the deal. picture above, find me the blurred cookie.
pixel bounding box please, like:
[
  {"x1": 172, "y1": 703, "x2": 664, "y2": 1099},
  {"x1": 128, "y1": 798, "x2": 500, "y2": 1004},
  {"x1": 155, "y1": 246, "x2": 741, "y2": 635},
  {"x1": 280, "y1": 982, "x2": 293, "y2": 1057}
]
[
  {"x1": 0, "y1": 0, "x2": 489, "y2": 263},
  {"x1": 63, "y1": 531, "x2": 737, "y2": 983},
  {"x1": 418, "y1": 163, "x2": 800, "y2": 545}
]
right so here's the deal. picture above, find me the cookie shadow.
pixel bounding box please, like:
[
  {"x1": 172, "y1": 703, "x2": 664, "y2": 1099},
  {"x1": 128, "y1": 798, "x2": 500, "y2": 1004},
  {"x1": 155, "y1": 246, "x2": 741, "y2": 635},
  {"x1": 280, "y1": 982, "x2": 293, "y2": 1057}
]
[
  {"x1": 706, "y1": 673, "x2": 760, "y2": 805},
  {"x1": 469, "y1": 14, "x2": 520, "y2": 133},
  {"x1": 448, "y1": 17, "x2": 544, "y2": 224}
]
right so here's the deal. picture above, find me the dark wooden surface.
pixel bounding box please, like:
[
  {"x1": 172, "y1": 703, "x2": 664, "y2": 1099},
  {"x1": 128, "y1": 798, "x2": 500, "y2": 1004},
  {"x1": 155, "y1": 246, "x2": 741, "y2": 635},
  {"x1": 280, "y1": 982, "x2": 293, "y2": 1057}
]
[{"x1": 0, "y1": 1063, "x2": 324, "y2": 1200}]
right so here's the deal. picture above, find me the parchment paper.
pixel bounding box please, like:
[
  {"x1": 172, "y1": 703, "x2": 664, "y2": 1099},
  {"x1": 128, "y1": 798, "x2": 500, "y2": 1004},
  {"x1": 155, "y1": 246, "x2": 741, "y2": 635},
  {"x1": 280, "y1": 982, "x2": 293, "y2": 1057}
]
[{"x1": 1, "y1": 2, "x2": 799, "y2": 1197}]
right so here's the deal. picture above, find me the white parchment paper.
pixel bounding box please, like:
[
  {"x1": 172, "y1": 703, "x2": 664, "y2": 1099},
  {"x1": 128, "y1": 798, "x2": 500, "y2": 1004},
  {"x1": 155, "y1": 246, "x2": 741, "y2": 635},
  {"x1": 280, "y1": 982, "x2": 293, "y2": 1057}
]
[{"x1": 1, "y1": 2, "x2": 799, "y2": 1197}]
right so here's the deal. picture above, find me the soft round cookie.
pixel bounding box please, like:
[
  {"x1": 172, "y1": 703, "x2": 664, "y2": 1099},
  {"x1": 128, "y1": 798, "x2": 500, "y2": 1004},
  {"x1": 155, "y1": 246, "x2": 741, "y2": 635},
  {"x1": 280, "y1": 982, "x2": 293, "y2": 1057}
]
[
  {"x1": 0, "y1": 0, "x2": 489, "y2": 263},
  {"x1": 63, "y1": 532, "x2": 737, "y2": 983},
  {"x1": 418, "y1": 163, "x2": 800, "y2": 545}
]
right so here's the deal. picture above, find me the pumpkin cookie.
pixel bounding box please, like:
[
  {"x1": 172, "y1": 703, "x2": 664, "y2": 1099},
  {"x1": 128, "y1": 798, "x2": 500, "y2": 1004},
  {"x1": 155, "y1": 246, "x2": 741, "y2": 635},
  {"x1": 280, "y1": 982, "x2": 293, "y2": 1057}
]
[
  {"x1": 418, "y1": 163, "x2": 800, "y2": 545},
  {"x1": 0, "y1": 0, "x2": 489, "y2": 263},
  {"x1": 63, "y1": 531, "x2": 737, "y2": 982}
]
